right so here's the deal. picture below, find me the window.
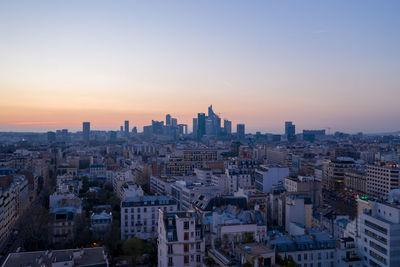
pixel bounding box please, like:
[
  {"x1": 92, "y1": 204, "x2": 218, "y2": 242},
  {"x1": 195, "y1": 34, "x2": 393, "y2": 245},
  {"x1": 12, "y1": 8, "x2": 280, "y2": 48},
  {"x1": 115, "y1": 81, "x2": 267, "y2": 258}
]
[
  {"x1": 304, "y1": 253, "x2": 308, "y2": 260},
  {"x1": 184, "y1": 232, "x2": 189, "y2": 240},
  {"x1": 168, "y1": 245, "x2": 173, "y2": 254},
  {"x1": 137, "y1": 208, "x2": 140, "y2": 212},
  {"x1": 144, "y1": 207, "x2": 147, "y2": 212},
  {"x1": 196, "y1": 242, "x2": 201, "y2": 250},
  {"x1": 191, "y1": 243, "x2": 194, "y2": 249},
  {"x1": 168, "y1": 257, "x2": 173, "y2": 266},
  {"x1": 184, "y1": 221, "x2": 189, "y2": 230},
  {"x1": 191, "y1": 232, "x2": 194, "y2": 237},
  {"x1": 184, "y1": 255, "x2": 189, "y2": 264},
  {"x1": 196, "y1": 255, "x2": 201, "y2": 262},
  {"x1": 191, "y1": 255, "x2": 194, "y2": 262},
  {"x1": 298, "y1": 254, "x2": 301, "y2": 261},
  {"x1": 184, "y1": 244, "x2": 189, "y2": 252}
]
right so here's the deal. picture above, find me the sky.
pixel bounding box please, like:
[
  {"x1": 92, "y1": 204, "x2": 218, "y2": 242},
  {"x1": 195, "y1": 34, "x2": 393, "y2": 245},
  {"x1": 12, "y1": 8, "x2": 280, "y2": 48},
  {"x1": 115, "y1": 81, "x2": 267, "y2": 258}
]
[{"x1": 0, "y1": 1, "x2": 400, "y2": 134}]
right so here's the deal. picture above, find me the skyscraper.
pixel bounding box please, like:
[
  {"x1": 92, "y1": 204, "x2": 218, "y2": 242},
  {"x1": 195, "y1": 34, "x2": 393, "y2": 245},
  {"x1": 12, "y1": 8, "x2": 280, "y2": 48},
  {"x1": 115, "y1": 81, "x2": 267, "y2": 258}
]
[
  {"x1": 124, "y1": 120, "x2": 129, "y2": 137},
  {"x1": 166, "y1": 114, "x2": 171, "y2": 126},
  {"x1": 237, "y1": 124, "x2": 245, "y2": 140},
  {"x1": 82, "y1": 122, "x2": 90, "y2": 142},
  {"x1": 197, "y1": 113, "x2": 206, "y2": 140},
  {"x1": 224, "y1": 119, "x2": 232, "y2": 135},
  {"x1": 285, "y1": 121, "x2": 296, "y2": 142},
  {"x1": 171, "y1": 118, "x2": 177, "y2": 127},
  {"x1": 193, "y1": 118, "x2": 198, "y2": 138}
]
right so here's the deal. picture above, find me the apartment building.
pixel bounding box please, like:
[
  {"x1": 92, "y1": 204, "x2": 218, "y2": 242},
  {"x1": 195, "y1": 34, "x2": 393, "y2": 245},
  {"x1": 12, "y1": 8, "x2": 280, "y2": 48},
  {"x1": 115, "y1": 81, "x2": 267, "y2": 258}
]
[
  {"x1": 121, "y1": 195, "x2": 177, "y2": 240},
  {"x1": 254, "y1": 165, "x2": 289, "y2": 194},
  {"x1": 284, "y1": 176, "x2": 321, "y2": 207},
  {"x1": 358, "y1": 194, "x2": 400, "y2": 266},
  {"x1": 0, "y1": 173, "x2": 30, "y2": 247},
  {"x1": 158, "y1": 210, "x2": 205, "y2": 267},
  {"x1": 344, "y1": 169, "x2": 367, "y2": 194},
  {"x1": 322, "y1": 158, "x2": 355, "y2": 191}
]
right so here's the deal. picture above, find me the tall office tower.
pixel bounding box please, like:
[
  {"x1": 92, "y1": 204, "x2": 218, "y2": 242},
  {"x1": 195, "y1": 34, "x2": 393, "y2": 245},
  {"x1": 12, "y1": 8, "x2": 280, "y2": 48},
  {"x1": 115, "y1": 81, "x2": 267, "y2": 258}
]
[
  {"x1": 171, "y1": 118, "x2": 177, "y2": 127},
  {"x1": 215, "y1": 116, "x2": 221, "y2": 136},
  {"x1": 193, "y1": 118, "x2": 198, "y2": 138},
  {"x1": 82, "y1": 122, "x2": 90, "y2": 142},
  {"x1": 208, "y1": 104, "x2": 215, "y2": 117},
  {"x1": 285, "y1": 121, "x2": 296, "y2": 142},
  {"x1": 132, "y1": 126, "x2": 137, "y2": 134},
  {"x1": 166, "y1": 114, "x2": 171, "y2": 126},
  {"x1": 120, "y1": 126, "x2": 123, "y2": 135},
  {"x1": 224, "y1": 119, "x2": 232, "y2": 135},
  {"x1": 124, "y1": 120, "x2": 129, "y2": 137},
  {"x1": 237, "y1": 123, "x2": 245, "y2": 140},
  {"x1": 205, "y1": 118, "x2": 214, "y2": 135},
  {"x1": 197, "y1": 113, "x2": 206, "y2": 140}
]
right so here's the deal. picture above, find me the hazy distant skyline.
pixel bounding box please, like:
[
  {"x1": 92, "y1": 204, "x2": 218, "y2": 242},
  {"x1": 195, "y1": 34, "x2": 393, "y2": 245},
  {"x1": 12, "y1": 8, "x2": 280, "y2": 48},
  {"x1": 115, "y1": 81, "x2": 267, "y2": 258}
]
[{"x1": 1, "y1": 1, "x2": 400, "y2": 133}]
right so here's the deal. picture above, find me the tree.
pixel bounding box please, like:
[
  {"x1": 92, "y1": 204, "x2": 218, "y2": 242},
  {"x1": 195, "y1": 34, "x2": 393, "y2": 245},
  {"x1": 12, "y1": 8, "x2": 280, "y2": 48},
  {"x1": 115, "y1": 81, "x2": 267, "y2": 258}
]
[
  {"x1": 122, "y1": 237, "x2": 146, "y2": 265},
  {"x1": 19, "y1": 205, "x2": 49, "y2": 251},
  {"x1": 104, "y1": 219, "x2": 122, "y2": 258},
  {"x1": 73, "y1": 212, "x2": 93, "y2": 247}
]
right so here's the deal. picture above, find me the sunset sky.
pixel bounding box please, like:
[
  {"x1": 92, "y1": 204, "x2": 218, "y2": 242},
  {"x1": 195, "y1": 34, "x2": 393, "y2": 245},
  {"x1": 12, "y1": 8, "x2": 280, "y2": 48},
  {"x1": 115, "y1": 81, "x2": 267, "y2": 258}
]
[{"x1": 1, "y1": 1, "x2": 400, "y2": 133}]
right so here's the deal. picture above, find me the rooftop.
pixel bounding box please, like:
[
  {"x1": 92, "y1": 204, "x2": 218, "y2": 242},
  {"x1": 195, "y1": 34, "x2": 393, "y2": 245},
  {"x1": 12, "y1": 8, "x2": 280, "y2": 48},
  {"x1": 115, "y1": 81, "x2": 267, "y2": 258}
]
[{"x1": 2, "y1": 247, "x2": 108, "y2": 267}]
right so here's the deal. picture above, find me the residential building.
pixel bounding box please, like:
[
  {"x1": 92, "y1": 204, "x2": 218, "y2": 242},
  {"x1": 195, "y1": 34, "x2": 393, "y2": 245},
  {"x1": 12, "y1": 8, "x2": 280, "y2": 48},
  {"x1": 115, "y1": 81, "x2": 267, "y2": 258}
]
[
  {"x1": 284, "y1": 176, "x2": 322, "y2": 207},
  {"x1": 269, "y1": 230, "x2": 336, "y2": 267},
  {"x1": 91, "y1": 211, "x2": 112, "y2": 235},
  {"x1": 322, "y1": 158, "x2": 355, "y2": 192},
  {"x1": 2, "y1": 247, "x2": 109, "y2": 267},
  {"x1": 358, "y1": 192, "x2": 400, "y2": 266},
  {"x1": 121, "y1": 195, "x2": 177, "y2": 240},
  {"x1": 344, "y1": 169, "x2": 367, "y2": 194},
  {"x1": 235, "y1": 243, "x2": 276, "y2": 267},
  {"x1": 285, "y1": 194, "x2": 313, "y2": 233},
  {"x1": 158, "y1": 210, "x2": 205, "y2": 267},
  {"x1": 254, "y1": 165, "x2": 289, "y2": 194}
]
